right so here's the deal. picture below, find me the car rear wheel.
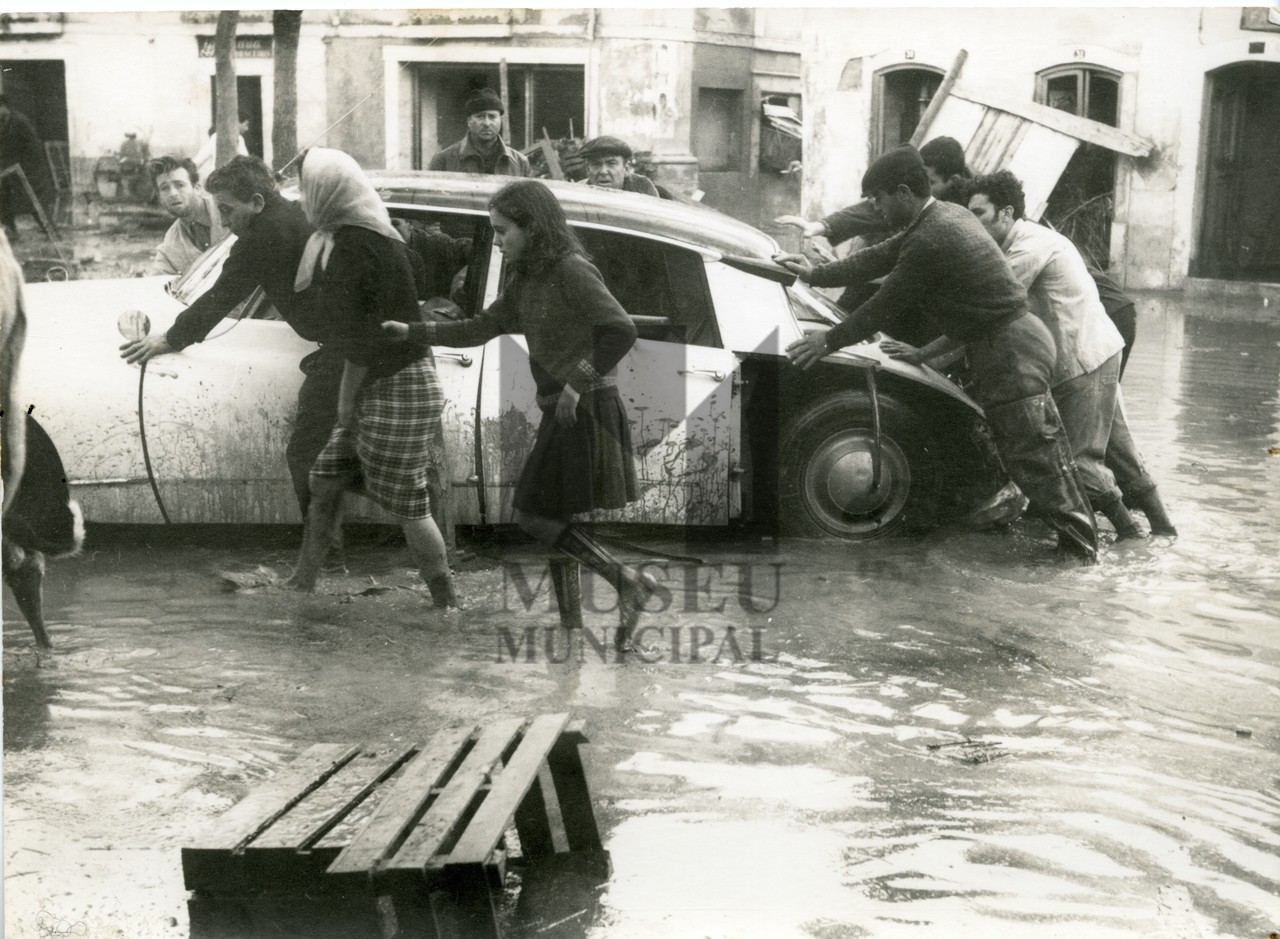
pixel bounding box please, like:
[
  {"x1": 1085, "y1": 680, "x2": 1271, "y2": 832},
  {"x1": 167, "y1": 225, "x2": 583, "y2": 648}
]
[{"x1": 778, "y1": 390, "x2": 938, "y2": 540}]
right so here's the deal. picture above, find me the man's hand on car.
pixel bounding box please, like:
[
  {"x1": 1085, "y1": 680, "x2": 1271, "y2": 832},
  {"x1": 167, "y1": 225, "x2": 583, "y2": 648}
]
[
  {"x1": 880, "y1": 339, "x2": 924, "y2": 365},
  {"x1": 786, "y1": 331, "x2": 830, "y2": 370},
  {"x1": 119, "y1": 334, "x2": 174, "y2": 365},
  {"x1": 773, "y1": 216, "x2": 827, "y2": 239},
  {"x1": 773, "y1": 252, "x2": 814, "y2": 281}
]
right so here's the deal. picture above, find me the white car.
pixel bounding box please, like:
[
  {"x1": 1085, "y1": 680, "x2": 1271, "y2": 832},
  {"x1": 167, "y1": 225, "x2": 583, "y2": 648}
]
[{"x1": 21, "y1": 173, "x2": 1014, "y2": 540}]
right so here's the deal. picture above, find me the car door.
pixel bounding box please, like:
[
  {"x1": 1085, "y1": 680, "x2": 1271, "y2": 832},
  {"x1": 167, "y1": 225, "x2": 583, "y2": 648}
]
[{"x1": 475, "y1": 227, "x2": 741, "y2": 527}]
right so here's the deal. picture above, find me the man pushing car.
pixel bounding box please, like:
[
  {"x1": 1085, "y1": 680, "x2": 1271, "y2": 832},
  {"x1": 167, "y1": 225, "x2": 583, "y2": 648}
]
[{"x1": 119, "y1": 155, "x2": 344, "y2": 555}]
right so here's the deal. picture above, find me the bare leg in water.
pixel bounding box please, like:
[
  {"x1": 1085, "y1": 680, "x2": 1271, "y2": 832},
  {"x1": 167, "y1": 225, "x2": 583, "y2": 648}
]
[{"x1": 288, "y1": 476, "x2": 455, "y2": 606}]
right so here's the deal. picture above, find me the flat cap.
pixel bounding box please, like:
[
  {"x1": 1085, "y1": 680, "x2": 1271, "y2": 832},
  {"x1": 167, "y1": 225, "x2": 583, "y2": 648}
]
[{"x1": 578, "y1": 135, "x2": 634, "y2": 161}]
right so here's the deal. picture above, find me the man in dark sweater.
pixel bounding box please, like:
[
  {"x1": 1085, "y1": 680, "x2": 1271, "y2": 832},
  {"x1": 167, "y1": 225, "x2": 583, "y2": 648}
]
[
  {"x1": 775, "y1": 146, "x2": 1098, "y2": 560},
  {"x1": 118, "y1": 156, "x2": 341, "y2": 526}
]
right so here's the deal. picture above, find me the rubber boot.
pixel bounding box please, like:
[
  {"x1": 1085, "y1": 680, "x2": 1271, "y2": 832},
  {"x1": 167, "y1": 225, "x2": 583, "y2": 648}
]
[
  {"x1": 549, "y1": 558, "x2": 584, "y2": 630},
  {"x1": 425, "y1": 572, "x2": 458, "y2": 609},
  {"x1": 1096, "y1": 492, "x2": 1145, "y2": 541},
  {"x1": 553, "y1": 526, "x2": 656, "y2": 652},
  {"x1": 1127, "y1": 487, "x2": 1177, "y2": 536},
  {"x1": 985, "y1": 395, "x2": 1098, "y2": 563}
]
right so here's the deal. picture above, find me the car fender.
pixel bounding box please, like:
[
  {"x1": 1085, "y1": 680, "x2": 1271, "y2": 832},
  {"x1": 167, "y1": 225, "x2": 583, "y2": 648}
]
[{"x1": 824, "y1": 342, "x2": 983, "y2": 415}]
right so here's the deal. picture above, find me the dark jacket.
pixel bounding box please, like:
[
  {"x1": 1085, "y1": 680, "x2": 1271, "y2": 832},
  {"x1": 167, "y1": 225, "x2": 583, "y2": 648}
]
[
  {"x1": 165, "y1": 193, "x2": 325, "y2": 351},
  {"x1": 314, "y1": 226, "x2": 427, "y2": 382},
  {"x1": 620, "y1": 173, "x2": 659, "y2": 197},
  {"x1": 428, "y1": 134, "x2": 531, "y2": 177},
  {"x1": 812, "y1": 199, "x2": 1027, "y2": 350}
]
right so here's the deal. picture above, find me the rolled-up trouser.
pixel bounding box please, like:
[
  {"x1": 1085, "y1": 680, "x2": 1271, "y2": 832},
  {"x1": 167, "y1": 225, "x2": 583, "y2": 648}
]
[
  {"x1": 285, "y1": 345, "x2": 344, "y2": 519},
  {"x1": 1052, "y1": 352, "x2": 1124, "y2": 510},
  {"x1": 1104, "y1": 385, "x2": 1157, "y2": 501},
  {"x1": 968, "y1": 313, "x2": 1098, "y2": 556}
]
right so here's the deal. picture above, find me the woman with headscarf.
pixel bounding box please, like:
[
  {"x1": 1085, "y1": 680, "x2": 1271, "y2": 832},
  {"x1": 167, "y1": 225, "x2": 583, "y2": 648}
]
[{"x1": 285, "y1": 147, "x2": 456, "y2": 607}]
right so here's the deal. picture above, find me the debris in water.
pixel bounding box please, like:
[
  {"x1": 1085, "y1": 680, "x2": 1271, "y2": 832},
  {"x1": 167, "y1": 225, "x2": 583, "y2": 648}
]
[{"x1": 926, "y1": 737, "x2": 1011, "y2": 764}]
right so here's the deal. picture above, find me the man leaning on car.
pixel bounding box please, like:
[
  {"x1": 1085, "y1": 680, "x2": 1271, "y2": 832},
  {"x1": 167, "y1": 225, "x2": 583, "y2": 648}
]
[
  {"x1": 776, "y1": 145, "x2": 1100, "y2": 562},
  {"x1": 118, "y1": 155, "x2": 343, "y2": 530}
]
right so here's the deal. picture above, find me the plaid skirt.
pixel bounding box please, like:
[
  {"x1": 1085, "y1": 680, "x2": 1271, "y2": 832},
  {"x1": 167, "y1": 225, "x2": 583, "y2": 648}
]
[
  {"x1": 513, "y1": 386, "x2": 638, "y2": 519},
  {"x1": 310, "y1": 358, "x2": 444, "y2": 519}
]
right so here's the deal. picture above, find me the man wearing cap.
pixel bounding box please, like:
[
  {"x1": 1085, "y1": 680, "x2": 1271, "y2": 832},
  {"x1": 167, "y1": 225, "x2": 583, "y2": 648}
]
[
  {"x1": 429, "y1": 88, "x2": 530, "y2": 177},
  {"x1": 578, "y1": 136, "x2": 659, "y2": 196},
  {"x1": 775, "y1": 145, "x2": 1099, "y2": 562}
]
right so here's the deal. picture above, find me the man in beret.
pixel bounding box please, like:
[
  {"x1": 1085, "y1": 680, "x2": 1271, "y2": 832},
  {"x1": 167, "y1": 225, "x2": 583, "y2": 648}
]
[
  {"x1": 428, "y1": 88, "x2": 530, "y2": 177},
  {"x1": 578, "y1": 136, "x2": 659, "y2": 196},
  {"x1": 775, "y1": 145, "x2": 1099, "y2": 562}
]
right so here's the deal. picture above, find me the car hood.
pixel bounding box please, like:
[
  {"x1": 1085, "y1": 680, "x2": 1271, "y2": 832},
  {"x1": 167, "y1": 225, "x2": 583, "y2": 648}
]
[{"x1": 25, "y1": 275, "x2": 185, "y2": 332}]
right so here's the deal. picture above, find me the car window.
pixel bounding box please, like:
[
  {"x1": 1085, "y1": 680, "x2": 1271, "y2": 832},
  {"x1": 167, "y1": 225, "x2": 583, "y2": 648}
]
[
  {"x1": 390, "y1": 209, "x2": 492, "y2": 318},
  {"x1": 573, "y1": 227, "x2": 722, "y2": 348},
  {"x1": 787, "y1": 281, "x2": 846, "y2": 327}
]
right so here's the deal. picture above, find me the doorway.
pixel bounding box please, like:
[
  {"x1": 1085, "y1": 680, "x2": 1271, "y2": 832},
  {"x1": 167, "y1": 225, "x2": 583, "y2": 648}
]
[
  {"x1": 209, "y1": 75, "x2": 264, "y2": 158},
  {"x1": 413, "y1": 64, "x2": 584, "y2": 168},
  {"x1": 1195, "y1": 61, "x2": 1280, "y2": 281}
]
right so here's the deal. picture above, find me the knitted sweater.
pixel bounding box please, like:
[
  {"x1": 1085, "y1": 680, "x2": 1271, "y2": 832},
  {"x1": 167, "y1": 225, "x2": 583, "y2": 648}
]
[
  {"x1": 407, "y1": 253, "x2": 635, "y2": 398},
  {"x1": 811, "y1": 199, "x2": 1028, "y2": 350}
]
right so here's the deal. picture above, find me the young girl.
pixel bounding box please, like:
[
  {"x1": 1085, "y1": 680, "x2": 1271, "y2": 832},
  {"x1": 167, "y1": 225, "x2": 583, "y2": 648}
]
[
  {"x1": 384, "y1": 178, "x2": 655, "y2": 649},
  {"x1": 286, "y1": 147, "x2": 456, "y2": 607}
]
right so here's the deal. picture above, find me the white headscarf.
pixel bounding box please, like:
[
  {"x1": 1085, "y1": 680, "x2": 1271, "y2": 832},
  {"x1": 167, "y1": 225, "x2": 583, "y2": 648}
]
[{"x1": 293, "y1": 147, "x2": 402, "y2": 291}]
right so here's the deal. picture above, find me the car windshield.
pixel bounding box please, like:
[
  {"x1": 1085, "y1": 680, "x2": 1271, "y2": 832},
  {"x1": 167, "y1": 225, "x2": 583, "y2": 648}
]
[
  {"x1": 168, "y1": 234, "x2": 236, "y2": 305},
  {"x1": 787, "y1": 281, "x2": 846, "y2": 327},
  {"x1": 167, "y1": 234, "x2": 269, "y2": 321}
]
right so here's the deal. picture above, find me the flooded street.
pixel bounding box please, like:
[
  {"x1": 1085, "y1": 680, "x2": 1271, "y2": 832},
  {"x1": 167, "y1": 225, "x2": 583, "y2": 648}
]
[{"x1": 4, "y1": 295, "x2": 1279, "y2": 939}]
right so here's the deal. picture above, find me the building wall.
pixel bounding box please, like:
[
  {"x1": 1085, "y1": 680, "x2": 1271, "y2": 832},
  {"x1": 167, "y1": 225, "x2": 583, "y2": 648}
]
[
  {"x1": 329, "y1": 7, "x2": 799, "y2": 230},
  {"x1": 0, "y1": 12, "x2": 331, "y2": 195},
  {"x1": 801, "y1": 6, "x2": 1280, "y2": 290}
]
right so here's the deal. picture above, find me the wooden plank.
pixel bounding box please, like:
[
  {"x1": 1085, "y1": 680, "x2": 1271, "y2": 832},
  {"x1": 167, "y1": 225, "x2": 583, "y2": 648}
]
[
  {"x1": 181, "y1": 743, "x2": 361, "y2": 891},
  {"x1": 966, "y1": 109, "x2": 1026, "y2": 174},
  {"x1": 327, "y1": 724, "x2": 476, "y2": 876},
  {"x1": 189, "y1": 744, "x2": 361, "y2": 852},
  {"x1": 384, "y1": 716, "x2": 527, "y2": 873},
  {"x1": 909, "y1": 49, "x2": 968, "y2": 149},
  {"x1": 539, "y1": 139, "x2": 564, "y2": 181},
  {"x1": 446, "y1": 713, "x2": 570, "y2": 866},
  {"x1": 546, "y1": 729, "x2": 602, "y2": 852},
  {"x1": 250, "y1": 745, "x2": 416, "y2": 850},
  {"x1": 947, "y1": 82, "x2": 1154, "y2": 156}
]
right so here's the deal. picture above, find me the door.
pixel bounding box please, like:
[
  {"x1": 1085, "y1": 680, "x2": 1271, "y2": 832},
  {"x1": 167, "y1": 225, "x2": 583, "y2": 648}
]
[
  {"x1": 1196, "y1": 62, "x2": 1280, "y2": 280},
  {"x1": 210, "y1": 75, "x2": 264, "y2": 157},
  {"x1": 476, "y1": 229, "x2": 741, "y2": 527}
]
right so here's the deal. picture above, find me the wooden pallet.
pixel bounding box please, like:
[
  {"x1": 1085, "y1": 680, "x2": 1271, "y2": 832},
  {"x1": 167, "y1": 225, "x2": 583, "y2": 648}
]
[{"x1": 183, "y1": 713, "x2": 605, "y2": 939}]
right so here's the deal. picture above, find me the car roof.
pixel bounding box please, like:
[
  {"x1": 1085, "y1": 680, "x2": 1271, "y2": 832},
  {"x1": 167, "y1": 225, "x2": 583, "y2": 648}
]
[{"x1": 369, "y1": 170, "x2": 779, "y2": 260}]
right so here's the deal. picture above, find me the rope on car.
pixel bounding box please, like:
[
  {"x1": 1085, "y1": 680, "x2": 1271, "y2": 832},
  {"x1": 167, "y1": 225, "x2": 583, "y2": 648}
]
[
  {"x1": 866, "y1": 363, "x2": 882, "y2": 491},
  {"x1": 137, "y1": 361, "x2": 172, "y2": 524}
]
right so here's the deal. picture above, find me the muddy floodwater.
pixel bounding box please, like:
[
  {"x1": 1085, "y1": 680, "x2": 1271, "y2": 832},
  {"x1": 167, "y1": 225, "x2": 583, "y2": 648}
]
[{"x1": 4, "y1": 295, "x2": 1279, "y2": 939}]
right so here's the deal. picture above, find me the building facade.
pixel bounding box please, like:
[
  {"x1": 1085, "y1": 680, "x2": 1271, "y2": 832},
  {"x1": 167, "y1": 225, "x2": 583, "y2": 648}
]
[
  {"x1": 0, "y1": 8, "x2": 802, "y2": 231},
  {"x1": 801, "y1": 6, "x2": 1280, "y2": 291}
]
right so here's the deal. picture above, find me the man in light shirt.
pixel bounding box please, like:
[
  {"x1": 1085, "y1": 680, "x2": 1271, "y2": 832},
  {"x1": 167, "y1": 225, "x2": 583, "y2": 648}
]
[
  {"x1": 966, "y1": 170, "x2": 1174, "y2": 538},
  {"x1": 147, "y1": 156, "x2": 229, "y2": 276}
]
